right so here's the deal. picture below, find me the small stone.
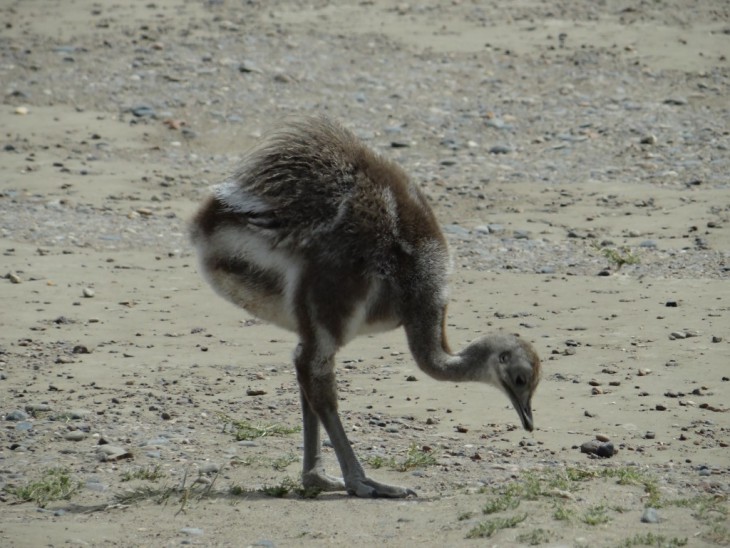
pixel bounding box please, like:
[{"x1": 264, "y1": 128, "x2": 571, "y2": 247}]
[
  {"x1": 641, "y1": 507, "x2": 660, "y2": 523},
  {"x1": 655, "y1": 404, "x2": 667, "y2": 411},
  {"x1": 580, "y1": 440, "x2": 601, "y2": 454},
  {"x1": 637, "y1": 368, "x2": 652, "y2": 376},
  {"x1": 665, "y1": 300, "x2": 678, "y2": 307},
  {"x1": 644, "y1": 431, "x2": 656, "y2": 439},
  {"x1": 97, "y1": 445, "x2": 133, "y2": 461},
  {"x1": 7, "y1": 272, "x2": 22, "y2": 284},
  {"x1": 639, "y1": 240, "x2": 657, "y2": 249},
  {"x1": 6, "y1": 410, "x2": 29, "y2": 421},
  {"x1": 664, "y1": 97, "x2": 687, "y2": 106},
  {"x1": 591, "y1": 387, "x2": 603, "y2": 395},
  {"x1": 596, "y1": 442, "x2": 616, "y2": 458},
  {"x1": 640, "y1": 134, "x2": 657, "y2": 145},
  {"x1": 595, "y1": 434, "x2": 610, "y2": 442},
  {"x1": 15, "y1": 106, "x2": 29, "y2": 115},
  {"x1": 246, "y1": 388, "x2": 266, "y2": 396},
  {"x1": 64, "y1": 430, "x2": 87, "y2": 441},
  {"x1": 488, "y1": 144, "x2": 512, "y2": 154},
  {"x1": 238, "y1": 60, "x2": 262, "y2": 73},
  {"x1": 669, "y1": 331, "x2": 687, "y2": 340},
  {"x1": 82, "y1": 287, "x2": 95, "y2": 298},
  {"x1": 711, "y1": 336, "x2": 723, "y2": 343},
  {"x1": 67, "y1": 409, "x2": 91, "y2": 419},
  {"x1": 131, "y1": 105, "x2": 156, "y2": 118},
  {"x1": 200, "y1": 463, "x2": 220, "y2": 475},
  {"x1": 180, "y1": 527, "x2": 204, "y2": 537},
  {"x1": 456, "y1": 425, "x2": 469, "y2": 433},
  {"x1": 406, "y1": 375, "x2": 417, "y2": 381}
]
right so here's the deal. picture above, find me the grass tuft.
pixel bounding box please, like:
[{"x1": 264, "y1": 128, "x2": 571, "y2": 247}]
[
  {"x1": 11, "y1": 468, "x2": 81, "y2": 508},
  {"x1": 466, "y1": 514, "x2": 527, "y2": 539},
  {"x1": 217, "y1": 413, "x2": 300, "y2": 441}
]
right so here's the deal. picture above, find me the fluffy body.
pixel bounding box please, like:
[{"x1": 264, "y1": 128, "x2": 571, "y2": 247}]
[{"x1": 190, "y1": 117, "x2": 540, "y2": 497}]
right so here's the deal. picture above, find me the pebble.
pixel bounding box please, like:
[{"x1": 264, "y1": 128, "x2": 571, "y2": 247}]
[
  {"x1": 142, "y1": 437, "x2": 169, "y2": 447},
  {"x1": 85, "y1": 479, "x2": 108, "y2": 492},
  {"x1": 82, "y1": 287, "x2": 95, "y2": 298},
  {"x1": 67, "y1": 409, "x2": 91, "y2": 419},
  {"x1": 488, "y1": 144, "x2": 512, "y2": 154},
  {"x1": 7, "y1": 272, "x2": 22, "y2": 284},
  {"x1": 15, "y1": 106, "x2": 29, "y2": 115},
  {"x1": 641, "y1": 508, "x2": 660, "y2": 523},
  {"x1": 25, "y1": 403, "x2": 52, "y2": 412},
  {"x1": 580, "y1": 439, "x2": 616, "y2": 458},
  {"x1": 64, "y1": 430, "x2": 87, "y2": 441},
  {"x1": 180, "y1": 527, "x2": 204, "y2": 536},
  {"x1": 644, "y1": 431, "x2": 656, "y2": 439},
  {"x1": 97, "y1": 445, "x2": 133, "y2": 461},
  {"x1": 131, "y1": 105, "x2": 156, "y2": 118},
  {"x1": 6, "y1": 410, "x2": 29, "y2": 421},
  {"x1": 200, "y1": 463, "x2": 220, "y2": 474}
]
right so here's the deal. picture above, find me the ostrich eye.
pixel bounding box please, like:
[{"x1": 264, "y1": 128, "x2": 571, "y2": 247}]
[{"x1": 499, "y1": 352, "x2": 510, "y2": 364}]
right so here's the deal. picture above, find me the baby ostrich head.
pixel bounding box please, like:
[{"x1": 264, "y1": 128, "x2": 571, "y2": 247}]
[{"x1": 460, "y1": 333, "x2": 541, "y2": 432}]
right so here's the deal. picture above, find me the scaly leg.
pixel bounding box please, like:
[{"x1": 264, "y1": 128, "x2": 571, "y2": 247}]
[
  {"x1": 300, "y1": 388, "x2": 346, "y2": 491},
  {"x1": 295, "y1": 345, "x2": 416, "y2": 498}
]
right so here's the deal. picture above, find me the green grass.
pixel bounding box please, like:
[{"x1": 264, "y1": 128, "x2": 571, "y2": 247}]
[
  {"x1": 617, "y1": 532, "x2": 688, "y2": 547},
  {"x1": 11, "y1": 468, "x2": 81, "y2": 508},
  {"x1": 366, "y1": 444, "x2": 438, "y2": 472},
  {"x1": 516, "y1": 528, "x2": 552, "y2": 545},
  {"x1": 466, "y1": 514, "x2": 527, "y2": 539},
  {"x1": 553, "y1": 504, "x2": 575, "y2": 521},
  {"x1": 581, "y1": 504, "x2": 611, "y2": 526},
  {"x1": 592, "y1": 242, "x2": 640, "y2": 270},
  {"x1": 217, "y1": 414, "x2": 300, "y2": 441},
  {"x1": 121, "y1": 465, "x2": 165, "y2": 482},
  {"x1": 483, "y1": 493, "x2": 521, "y2": 514},
  {"x1": 271, "y1": 454, "x2": 298, "y2": 472}
]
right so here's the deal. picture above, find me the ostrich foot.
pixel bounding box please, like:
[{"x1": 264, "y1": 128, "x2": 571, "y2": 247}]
[
  {"x1": 346, "y1": 476, "x2": 417, "y2": 498},
  {"x1": 302, "y1": 469, "x2": 346, "y2": 492}
]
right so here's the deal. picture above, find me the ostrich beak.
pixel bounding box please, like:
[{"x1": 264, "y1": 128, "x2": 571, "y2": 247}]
[{"x1": 507, "y1": 389, "x2": 534, "y2": 432}]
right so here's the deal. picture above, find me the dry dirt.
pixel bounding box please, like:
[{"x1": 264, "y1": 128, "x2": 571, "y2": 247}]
[{"x1": 1, "y1": 1, "x2": 728, "y2": 546}]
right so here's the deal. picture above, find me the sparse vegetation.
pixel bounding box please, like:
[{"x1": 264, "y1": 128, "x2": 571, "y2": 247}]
[
  {"x1": 217, "y1": 413, "x2": 301, "y2": 441},
  {"x1": 592, "y1": 242, "x2": 641, "y2": 271},
  {"x1": 366, "y1": 444, "x2": 438, "y2": 472},
  {"x1": 483, "y1": 492, "x2": 520, "y2": 514},
  {"x1": 121, "y1": 465, "x2": 165, "y2": 482},
  {"x1": 617, "y1": 532, "x2": 688, "y2": 547},
  {"x1": 553, "y1": 504, "x2": 575, "y2": 521},
  {"x1": 516, "y1": 528, "x2": 552, "y2": 545},
  {"x1": 272, "y1": 454, "x2": 298, "y2": 471},
  {"x1": 466, "y1": 514, "x2": 527, "y2": 539},
  {"x1": 11, "y1": 468, "x2": 81, "y2": 508},
  {"x1": 581, "y1": 504, "x2": 611, "y2": 526}
]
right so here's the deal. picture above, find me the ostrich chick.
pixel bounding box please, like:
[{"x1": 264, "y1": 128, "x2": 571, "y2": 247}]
[{"x1": 190, "y1": 117, "x2": 541, "y2": 498}]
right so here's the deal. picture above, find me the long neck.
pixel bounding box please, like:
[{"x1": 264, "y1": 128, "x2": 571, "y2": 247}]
[{"x1": 404, "y1": 305, "x2": 488, "y2": 383}]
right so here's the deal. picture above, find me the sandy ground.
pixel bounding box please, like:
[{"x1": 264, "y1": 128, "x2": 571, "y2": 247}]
[{"x1": 1, "y1": 0, "x2": 728, "y2": 546}]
